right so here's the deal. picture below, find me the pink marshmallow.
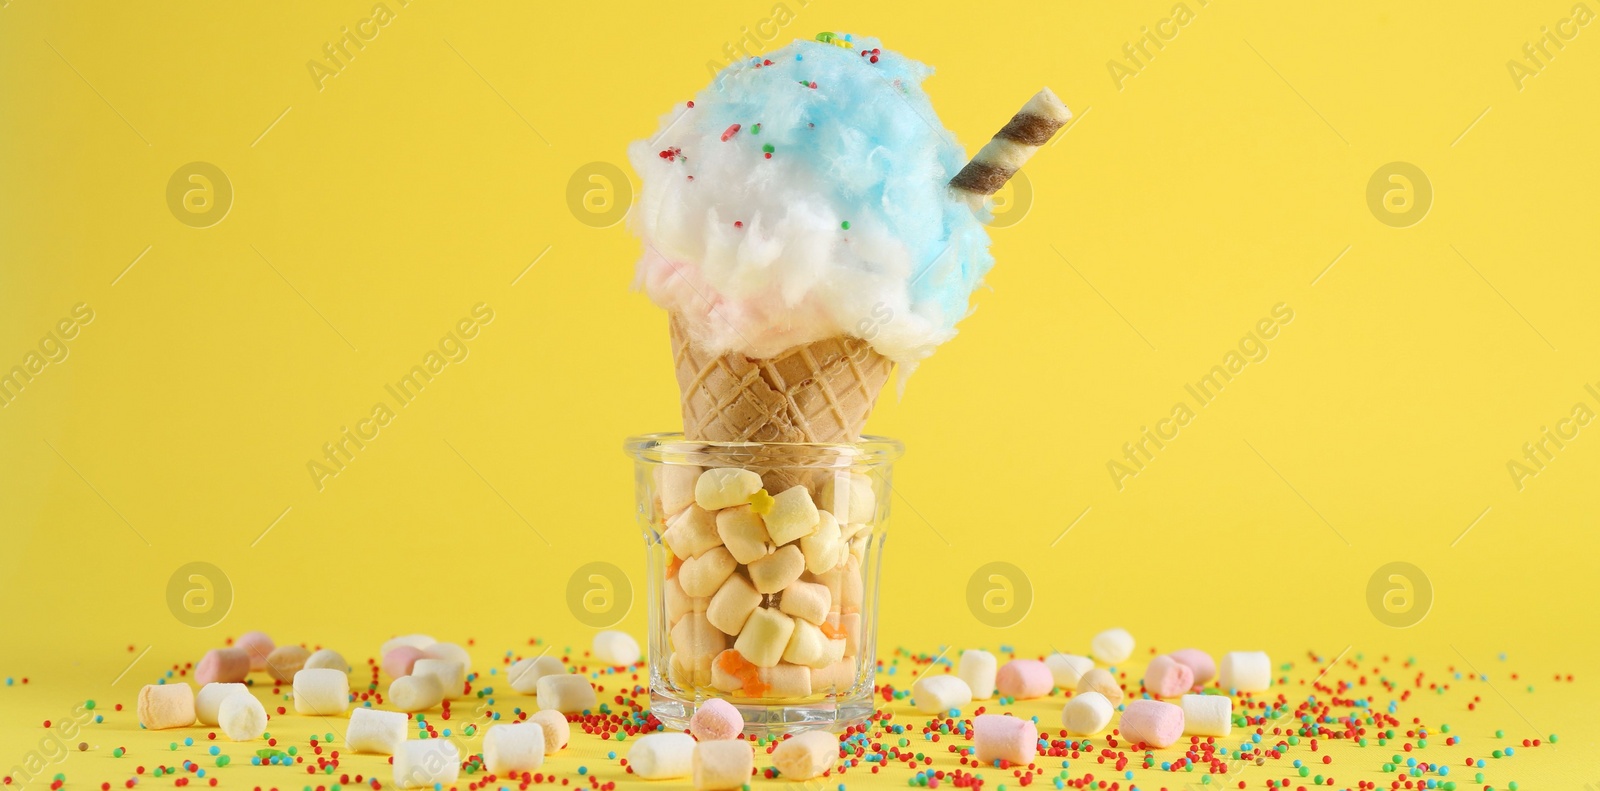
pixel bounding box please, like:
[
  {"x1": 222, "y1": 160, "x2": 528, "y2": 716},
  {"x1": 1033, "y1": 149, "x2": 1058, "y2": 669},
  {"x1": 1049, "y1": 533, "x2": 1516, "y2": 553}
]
[
  {"x1": 1142, "y1": 655, "x2": 1194, "y2": 698},
  {"x1": 995, "y1": 659, "x2": 1053, "y2": 699},
  {"x1": 1119, "y1": 699, "x2": 1184, "y2": 748},
  {"x1": 234, "y1": 631, "x2": 275, "y2": 672},
  {"x1": 690, "y1": 698, "x2": 744, "y2": 741},
  {"x1": 973, "y1": 714, "x2": 1037, "y2": 766},
  {"x1": 196, "y1": 648, "x2": 251, "y2": 685},
  {"x1": 1169, "y1": 648, "x2": 1215, "y2": 687},
  {"x1": 383, "y1": 646, "x2": 425, "y2": 678}
]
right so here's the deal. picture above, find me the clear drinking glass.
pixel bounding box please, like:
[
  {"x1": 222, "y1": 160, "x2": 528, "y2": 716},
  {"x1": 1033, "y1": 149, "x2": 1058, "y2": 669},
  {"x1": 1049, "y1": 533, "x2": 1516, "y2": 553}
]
[{"x1": 624, "y1": 433, "x2": 902, "y2": 735}]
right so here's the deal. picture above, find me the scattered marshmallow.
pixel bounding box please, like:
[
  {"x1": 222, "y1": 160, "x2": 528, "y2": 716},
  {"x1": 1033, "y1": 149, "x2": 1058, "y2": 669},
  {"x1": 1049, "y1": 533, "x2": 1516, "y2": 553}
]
[
  {"x1": 733, "y1": 608, "x2": 796, "y2": 668},
  {"x1": 265, "y1": 645, "x2": 311, "y2": 683},
  {"x1": 771, "y1": 730, "x2": 838, "y2": 780},
  {"x1": 747, "y1": 544, "x2": 805, "y2": 594},
  {"x1": 484, "y1": 721, "x2": 546, "y2": 773},
  {"x1": 137, "y1": 684, "x2": 195, "y2": 730},
  {"x1": 628, "y1": 732, "x2": 696, "y2": 780},
  {"x1": 715, "y1": 505, "x2": 771, "y2": 564},
  {"x1": 234, "y1": 631, "x2": 275, "y2": 671},
  {"x1": 195, "y1": 682, "x2": 249, "y2": 726},
  {"x1": 958, "y1": 649, "x2": 998, "y2": 700},
  {"x1": 1044, "y1": 653, "x2": 1094, "y2": 689},
  {"x1": 1077, "y1": 668, "x2": 1124, "y2": 706},
  {"x1": 346, "y1": 708, "x2": 407, "y2": 754},
  {"x1": 305, "y1": 648, "x2": 349, "y2": 674},
  {"x1": 421, "y1": 642, "x2": 472, "y2": 672},
  {"x1": 393, "y1": 739, "x2": 459, "y2": 789},
  {"x1": 293, "y1": 668, "x2": 350, "y2": 716},
  {"x1": 973, "y1": 714, "x2": 1037, "y2": 766},
  {"x1": 695, "y1": 468, "x2": 763, "y2": 510},
  {"x1": 1169, "y1": 648, "x2": 1216, "y2": 687},
  {"x1": 380, "y1": 634, "x2": 436, "y2": 655},
  {"x1": 529, "y1": 709, "x2": 570, "y2": 753},
  {"x1": 996, "y1": 659, "x2": 1053, "y2": 699},
  {"x1": 1218, "y1": 651, "x2": 1272, "y2": 693},
  {"x1": 1180, "y1": 694, "x2": 1232, "y2": 737},
  {"x1": 1120, "y1": 699, "x2": 1185, "y2": 748},
  {"x1": 765, "y1": 486, "x2": 820, "y2": 545},
  {"x1": 1090, "y1": 628, "x2": 1135, "y2": 664},
  {"x1": 1143, "y1": 655, "x2": 1195, "y2": 698},
  {"x1": 689, "y1": 698, "x2": 743, "y2": 740},
  {"x1": 818, "y1": 473, "x2": 876, "y2": 524},
  {"x1": 537, "y1": 673, "x2": 597, "y2": 714},
  {"x1": 196, "y1": 648, "x2": 250, "y2": 685},
  {"x1": 1061, "y1": 691, "x2": 1113, "y2": 736},
  {"x1": 679, "y1": 547, "x2": 738, "y2": 598},
  {"x1": 217, "y1": 692, "x2": 267, "y2": 741},
  {"x1": 383, "y1": 646, "x2": 425, "y2": 678},
  {"x1": 413, "y1": 658, "x2": 466, "y2": 700},
  {"x1": 593, "y1": 630, "x2": 641, "y2": 667},
  {"x1": 911, "y1": 674, "x2": 972, "y2": 714},
  {"x1": 388, "y1": 673, "x2": 444, "y2": 712},
  {"x1": 692, "y1": 740, "x2": 754, "y2": 790},
  {"x1": 508, "y1": 655, "x2": 566, "y2": 694}
]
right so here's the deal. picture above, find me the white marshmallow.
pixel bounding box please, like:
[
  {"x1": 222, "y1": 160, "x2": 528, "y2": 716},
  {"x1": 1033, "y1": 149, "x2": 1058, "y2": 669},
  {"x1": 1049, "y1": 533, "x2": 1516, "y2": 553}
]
[
  {"x1": 818, "y1": 473, "x2": 876, "y2": 524},
  {"x1": 799, "y1": 511, "x2": 847, "y2": 574},
  {"x1": 706, "y1": 573, "x2": 762, "y2": 635},
  {"x1": 665, "y1": 574, "x2": 704, "y2": 624},
  {"x1": 293, "y1": 668, "x2": 350, "y2": 716},
  {"x1": 304, "y1": 649, "x2": 349, "y2": 674},
  {"x1": 679, "y1": 547, "x2": 737, "y2": 598},
  {"x1": 656, "y1": 464, "x2": 701, "y2": 517},
  {"x1": 781, "y1": 619, "x2": 838, "y2": 668},
  {"x1": 529, "y1": 709, "x2": 570, "y2": 753},
  {"x1": 484, "y1": 721, "x2": 546, "y2": 773},
  {"x1": 778, "y1": 580, "x2": 830, "y2": 625},
  {"x1": 217, "y1": 693, "x2": 267, "y2": 741},
  {"x1": 811, "y1": 658, "x2": 856, "y2": 692},
  {"x1": 388, "y1": 673, "x2": 444, "y2": 712},
  {"x1": 838, "y1": 554, "x2": 863, "y2": 613},
  {"x1": 381, "y1": 634, "x2": 436, "y2": 655},
  {"x1": 715, "y1": 505, "x2": 772, "y2": 564},
  {"x1": 393, "y1": 739, "x2": 459, "y2": 789},
  {"x1": 830, "y1": 612, "x2": 861, "y2": 657},
  {"x1": 536, "y1": 673, "x2": 597, "y2": 714},
  {"x1": 1077, "y1": 668, "x2": 1124, "y2": 705},
  {"x1": 195, "y1": 683, "x2": 249, "y2": 726},
  {"x1": 694, "y1": 468, "x2": 763, "y2": 510},
  {"x1": 1180, "y1": 694, "x2": 1233, "y2": 737},
  {"x1": 1218, "y1": 651, "x2": 1272, "y2": 693},
  {"x1": 1061, "y1": 691, "x2": 1113, "y2": 736},
  {"x1": 748, "y1": 544, "x2": 805, "y2": 594},
  {"x1": 1091, "y1": 628, "x2": 1135, "y2": 664},
  {"x1": 413, "y1": 658, "x2": 466, "y2": 700},
  {"x1": 628, "y1": 732, "x2": 696, "y2": 780},
  {"x1": 692, "y1": 739, "x2": 753, "y2": 791},
  {"x1": 664, "y1": 505, "x2": 723, "y2": 559},
  {"x1": 958, "y1": 649, "x2": 998, "y2": 700},
  {"x1": 733, "y1": 608, "x2": 796, "y2": 668},
  {"x1": 761, "y1": 663, "x2": 813, "y2": 698},
  {"x1": 911, "y1": 674, "x2": 972, "y2": 714},
  {"x1": 765, "y1": 485, "x2": 820, "y2": 545},
  {"x1": 508, "y1": 655, "x2": 566, "y2": 694},
  {"x1": 421, "y1": 642, "x2": 472, "y2": 672},
  {"x1": 1045, "y1": 653, "x2": 1094, "y2": 689},
  {"x1": 593, "y1": 630, "x2": 641, "y2": 667},
  {"x1": 346, "y1": 708, "x2": 407, "y2": 754},
  {"x1": 671, "y1": 613, "x2": 728, "y2": 667},
  {"x1": 771, "y1": 730, "x2": 838, "y2": 780}
]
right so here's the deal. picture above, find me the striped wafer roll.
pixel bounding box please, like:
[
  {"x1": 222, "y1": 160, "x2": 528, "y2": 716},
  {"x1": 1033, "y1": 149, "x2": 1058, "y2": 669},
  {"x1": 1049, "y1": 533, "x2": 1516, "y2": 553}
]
[{"x1": 949, "y1": 88, "x2": 1072, "y2": 211}]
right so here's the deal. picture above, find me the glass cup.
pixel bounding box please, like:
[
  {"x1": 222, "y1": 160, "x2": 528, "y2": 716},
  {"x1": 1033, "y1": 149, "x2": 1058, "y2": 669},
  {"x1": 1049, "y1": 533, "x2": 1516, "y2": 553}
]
[{"x1": 624, "y1": 433, "x2": 903, "y2": 736}]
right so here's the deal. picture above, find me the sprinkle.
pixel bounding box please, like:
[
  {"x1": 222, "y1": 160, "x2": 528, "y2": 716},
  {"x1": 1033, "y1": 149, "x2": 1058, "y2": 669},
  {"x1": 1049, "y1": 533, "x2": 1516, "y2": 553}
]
[
  {"x1": 750, "y1": 123, "x2": 761, "y2": 135},
  {"x1": 720, "y1": 124, "x2": 741, "y2": 142},
  {"x1": 841, "y1": 221, "x2": 850, "y2": 230},
  {"x1": 733, "y1": 221, "x2": 743, "y2": 228}
]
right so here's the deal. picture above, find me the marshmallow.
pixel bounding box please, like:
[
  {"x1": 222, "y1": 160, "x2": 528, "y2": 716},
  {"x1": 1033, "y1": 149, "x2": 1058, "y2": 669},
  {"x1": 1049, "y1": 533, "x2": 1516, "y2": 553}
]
[
  {"x1": 911, "y1": 674, "x2": 972, "y2": 714},
  {"x1": 765, "y1": 486, "x2": 820, "y2": 545},
  {"x1": 837, "y1": 554, "x2": 863, "y2": 614},
  {"x1": 689, "y1": 698, "x2": 743, "y2": 740},
  {"x1": 421, "y1": 642, "x2": 472, "y2": 672},
  {"x1": 748, "y1": 544, "x2": 805, "y2": 594},
  {"x1": 393, "y1": 739, "x2": 459, "y2": 789},
  {"x1": 665, "y1": 505, "x2": 723, "y2": 560},
  {"x1": 294, "y1": 668, "x2": 350, "y2": 716},
  {"x1": 671, "y1": 651, "x2": 711, "y2": 689},
  {"x1": 265, "y1": 645, "x2": 311, "y2": 683},
  {"x1": 1076, "y1": 668, "x2": 1124, "y2": 705},
  {"x1": 695, "y1": 468, "x2": 763, "y2": 510},
  {"x1": 388, "y1": 673, "x2": 445, "y2": 712},
  {"x1": 484, "y1": 721, "x2": 546, "y2": 773},
  {"x1": 996, "y1": 659, "x2": 1053, "y2": 699},
  {"x1": 679, "y1": 547, "x2": 737, "y2": 597},
  {"x1": 413, "y1": 658, "x2": 465, "y2": 700},
  {"x1": 1119, "y1": 699, "x2": 1184, "y2": 748},
  {"x1": 383, "y1": 646, "x2": 425, "y2": 678},
  {"x1": 778, "y1": 580, "x2": 830, "y2": 625},
  {"x1": 1143, "y1": 655, "x2": 1194, "y2": 698},
  {"x1": 1180, "y1": 694, "x2": 1232, "y2": 737},
  {"x1": 973, "y1": 714, "x2": 1037, "y2": 766},
  {"x1": 656, "y1": 463, "x2": 701, "y2": 517},
  {"x1": 529, "y1": 709, "x2": 570, "y2": 753},
  {"x1": 761, "y1": 663, "x2": 813, "y2": 697},
  {"x1": 799, "y1": 511, "x2": 847, "y2": 574},
  {"x1": 666, "y1": 574, "x2": 705, "y2": 625},
  {"x1": 833, "y1": 612, "x2": 861, "y2": 657},
  {"x1": 710, "y1": 651, "x2": 811, "y2": 697},
  {"x1": 137, "y1": 684, "x2": 195, "y2": 730},
  {"x1": 811, "y1": 658, "x2": 856, "y2": 692},
  {"x1": 217, "y1": 692, "x2": 267, "y2": 741},
  {"x1": 706, "y1": 573, "x2": 762, "y2": 635},
  {"x1": 715, "y1": 505, "x2": 772, "y2": 564},
  {"x1": 958, "y1": 649, "x2": 998, "y2": 700},
  {"x1": 196, "y1": 648, "x2": 250, "y2": 685},
  {"x1": 234, "y1": 631, "x2": 275, "y2": 671},
  {"x1": 628, "y1": 732, "x2": 696, "y2": 780},
  {"x1": 782, "y1": 619, "x2": 843, "y2": 669},
  {"x1": 692, "y1": 740, "x2": 753, "y2": 791},
  {"x1": 536, "y1": 674, "x2": 597, "y2": 714},
  {"x1": 1218, "y1": 651, "x2": 1272, "y2": 693},
  {"x1": 671, "y1": 613, "x2": 728, "y2": 670},
  {"x1": 771, "y1": 730, "x2": 838, "y2": 780},
  {"x1": 1044, "y1": 653, "x2": 1094, "y2": 689},
  {"x1": 381, "y1": 634, "x2": 437, "y2": 654},
  {"x1": 1060, "y1": 691, "x2": 1113, "y2": 736},
  {"x1": 347, "y1": 707, "x2": 407, "y2": 754},
  {"x1": 818, "y1": 473, "x2": 876, "y2": 524},
  {"x1": 305, "y1": 648, "x2": 349, "y2": 674},
  {"x1": 733, "y1": 608, "x2": 796, "y2": 667},
  {"x1": 195, "y1": 683, "x2": 249, "y2": 726},
  {"x1": 1169, "y1": 648, "x2": 1216, "y2": 687},
  {"x1": 593, "y1": 630, "x2": 642, "y2": 667},
  {"x1": 1090, "y1": 628, "x2": 1135, "y2": 664},
  {"x1": 508, "y1": 655, "x2": 566, "y2": 694}
]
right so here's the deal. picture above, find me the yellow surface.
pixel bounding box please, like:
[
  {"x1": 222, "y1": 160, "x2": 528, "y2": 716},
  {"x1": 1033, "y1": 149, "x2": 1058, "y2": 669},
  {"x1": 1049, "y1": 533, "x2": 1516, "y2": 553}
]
[{"x1": 0, "y1": 0, "x2": 1595, "y2": 787}]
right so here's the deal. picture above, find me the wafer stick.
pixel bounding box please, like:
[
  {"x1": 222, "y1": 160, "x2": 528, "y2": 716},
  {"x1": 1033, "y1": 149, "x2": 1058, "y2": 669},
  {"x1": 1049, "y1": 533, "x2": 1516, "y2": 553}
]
[{"x1": 949, "y1": 88, "x2": 1072, "y2": 211}]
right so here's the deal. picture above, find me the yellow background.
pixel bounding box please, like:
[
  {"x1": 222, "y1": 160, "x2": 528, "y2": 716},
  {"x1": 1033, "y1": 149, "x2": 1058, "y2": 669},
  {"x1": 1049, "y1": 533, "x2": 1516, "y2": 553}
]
[{"x1": 1, "y1": 0, "x2": 1596, "y2": 786}]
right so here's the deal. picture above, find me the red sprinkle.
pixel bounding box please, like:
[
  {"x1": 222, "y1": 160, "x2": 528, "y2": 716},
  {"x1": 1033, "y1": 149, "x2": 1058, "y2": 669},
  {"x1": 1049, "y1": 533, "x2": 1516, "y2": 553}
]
[{"x1": 720, "y1": 124, "x2": 741, "y2": 142}]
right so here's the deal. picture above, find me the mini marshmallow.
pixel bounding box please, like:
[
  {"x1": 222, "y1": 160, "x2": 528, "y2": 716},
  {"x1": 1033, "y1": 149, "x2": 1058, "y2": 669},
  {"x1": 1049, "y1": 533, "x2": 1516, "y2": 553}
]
[
  {"x1": 819, "y1": 473, "x2": 876, "y2": 524},
  {"x1": 294, "y1": 668, "x2": 350, "y2": 716},
  {"x1": 195, "y1": 683, "x2": 249, "y2": 726},
  {"x1": 665, "y1": 505, "x2": 723, "y2": 559},
  {"x1": 484, "y1": 721, "x2": 546, "y2": 773},
  {"x1": 388, "y1": 673, "x2": 445, "y2": 712},
  {"x1": 265, "y1": 645, "x2": 311, "y2": 683},
  {"x1": 305, "y1": 648, "x2": 349, "y2": 674},
  {"x1": 656, "y1": 464, "x2": 701, "y2": 517},
  {"x1": 671, "y1": 651, "x2": 711, "y2": 688},
  {"x1": 1045, "y1": 653, "x2": 1094, "y2": 689},
  {"x1": 1077, "y1": 668, "x2": 1124, "y2": 705},
  {"x1": 779, "y1": 580, "x2": 830, "y2": 625},
  {"x1": 835, "y1": 612, "x2": 861, "y2": 656},
  {"x1": 383, "y1": 646, "x2": 425, "y2": 678},
  {"x1": 1169, "y1": 648, "x2": 1216, "y2": 687},
  {"x1": 196, "y1": 648, "x2": 251, "y2": 685},
  {"x1": 421, "y1": 641, "x2": 472, "y2": 672},
  {"x1": 1061, "y1": 691, "x2": 1113, "y2": 736},
  {"x1": 1218, "y1": 651, "x2": 1272, "y2": 693},
  {"x1": 508, "y1": 655, "x2": 566, "y2": 694},
  {"x1": 692, "y1": 740, "x2": 753, "y2": 791},
  {"x1": 799, "y1": 511, "x2": 847, "y2": 574},
  {"x1": 958, "y1": 649, "x2": 998, "y2": 700},
  {"x1": 671, "y1": 613, "x2": 728, "y2": 668},
  {"x1": 380, "y1": 634, "x2": 436, "y2": 655},
  {"x1": 706, "y1": 573, "x2": 762, "y2": 635},
  {"x1": 628, "y1": 732, "x2": 696, "y2": 780},
  {"x1": 234, "y1": 631, "x2": 275, "y2": 671},
  {"x1": 771, "y1": 730, "x2": 838, "y2": 780},
  {"x1": 765, "y1": 486, "x2": 820, "y2": 545},
  {"x1": 811, "y1": 658, "x2": 856, "y2": 692},
  {"x1": 413, "y1": 658, "x2": 465, "y2": 700},
  {"x1": 393, "y1": 739, "x2": 459, "y2": 789},
  {"x1": 346, "y1": 707, "x2": 407, "y2": 754},
  {"x1": 973, "y1": 714, "x2": 1037, "y2": 766},
  {"x1": 689, "y1": 697, "x2": 744, "y2": 740},
  {"x1": 911, "y1": 674, "x2": 972, "y2": 714},
  {"x1": 1143, "y1": 655, "x2": 1195, "y2": 698},
  {"x1": 715, "y1": 505, "x2": 771, "y2": 564},
  {"x1": 733, "y1": 607, "x2": 796, "y2": 667},
  {"x1": 536, "y1": 673, "x2": 597, "y2": 713},
  {"x1": 1090, "y1": 628, "x2": 1135, "y2": 665},
  {"x1": 1120, "y1": 699, "x2": 1184, "y2": 748},
  {"x1": 747, "y1": 544, "x2": 805, "y2": 594},
  {"x1": 996, "y1": 659, "x2": 1053, "y2": 699},
  {"x1": 217, "y1": 692, "x2": 267, "y2": 741},
  {"x1": 695, "y1": 468, "x2": 763, "y2": 510},
  {"x1": 593, "y1": 630, "x2": 641, "y2": 667},
  {"x1": 761, "y1": 663, "x2": 813, "y2": 697},
  {"x1": 679, "y1": 547, "x2": 737, "y2": 598},
  {"x1": 781, "y1": 620, "x2": 840, "y2": 669},
  {"x1": 137, "y1": 684, "x2": 195, "y2": 730},
  {"x1": 666, "y1": 574, "x2": 703, "y2": 624},
  {"x1": 529, "y1": 709, "x2": 570, "y2": 753},
  {"x1": 1180, "y1": 694, "x2": 1232, "y2": 737},
  {"x1": 838, "y1": 554, "x2": 864, "y2": 613}
]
